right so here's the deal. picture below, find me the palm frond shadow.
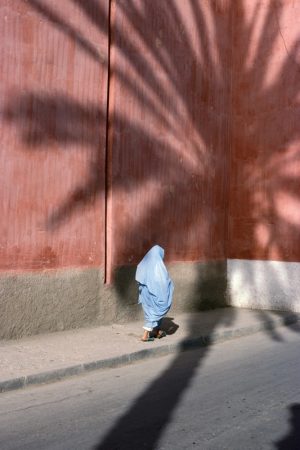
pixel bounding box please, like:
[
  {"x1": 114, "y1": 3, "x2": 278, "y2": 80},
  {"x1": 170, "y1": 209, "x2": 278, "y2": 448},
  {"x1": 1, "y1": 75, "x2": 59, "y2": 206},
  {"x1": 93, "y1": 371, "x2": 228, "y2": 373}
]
[{"x1": 275, "y1": 404, "x2": 300, "y2": 449}]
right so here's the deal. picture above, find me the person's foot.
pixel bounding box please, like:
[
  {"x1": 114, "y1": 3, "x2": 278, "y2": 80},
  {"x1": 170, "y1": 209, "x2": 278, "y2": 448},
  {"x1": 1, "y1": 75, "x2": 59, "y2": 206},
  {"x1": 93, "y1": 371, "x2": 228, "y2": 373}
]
[{"x1": 141, "y1": 330, "x2": 154, "y2": 342}]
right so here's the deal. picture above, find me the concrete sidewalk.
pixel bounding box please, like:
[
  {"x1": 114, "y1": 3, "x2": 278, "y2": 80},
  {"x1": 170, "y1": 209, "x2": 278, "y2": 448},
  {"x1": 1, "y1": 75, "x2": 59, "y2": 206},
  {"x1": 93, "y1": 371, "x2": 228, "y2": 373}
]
[{"x1": 1, "y1": 307, "x2": 299, "y2": 394}]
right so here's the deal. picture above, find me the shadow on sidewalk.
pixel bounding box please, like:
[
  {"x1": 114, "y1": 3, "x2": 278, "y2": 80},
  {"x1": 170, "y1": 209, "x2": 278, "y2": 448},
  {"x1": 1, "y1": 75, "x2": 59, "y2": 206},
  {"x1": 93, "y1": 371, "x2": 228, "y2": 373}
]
[{"x1": 160, "y1": 317, "x2": 179, "y2": 336}]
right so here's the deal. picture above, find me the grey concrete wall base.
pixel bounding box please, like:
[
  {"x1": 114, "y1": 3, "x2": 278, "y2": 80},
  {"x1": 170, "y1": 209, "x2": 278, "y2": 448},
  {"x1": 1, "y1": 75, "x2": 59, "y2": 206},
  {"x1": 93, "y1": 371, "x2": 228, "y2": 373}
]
[
  {"x1": 228, "y1": 260, "x2": 300, "y2": 313},
  {"x1": 1, "y1": 312, "x2": 298, "y2": 394},
  {"x1": 0, "y1": 268, "x2": 103, "y2": 340},
  {"x1": 168, "y1": 260, "x2": 228, "y2": 312},
  {"x1": 0, "y1": 261, "x2": 228, "y2": 340},
  {"x1": 4, "y1": 259, "x2": 299, "y2": 340}
]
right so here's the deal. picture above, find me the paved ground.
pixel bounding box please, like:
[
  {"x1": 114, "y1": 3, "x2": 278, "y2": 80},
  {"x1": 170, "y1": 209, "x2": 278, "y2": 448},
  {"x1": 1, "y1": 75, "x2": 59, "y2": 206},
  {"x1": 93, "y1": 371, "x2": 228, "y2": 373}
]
[
  {"x1": 0, "y1": 307, "x2": 299, "y2": 393},
  {"x1": 1, "y1": 324, "x2": 300, "y2": 449}
]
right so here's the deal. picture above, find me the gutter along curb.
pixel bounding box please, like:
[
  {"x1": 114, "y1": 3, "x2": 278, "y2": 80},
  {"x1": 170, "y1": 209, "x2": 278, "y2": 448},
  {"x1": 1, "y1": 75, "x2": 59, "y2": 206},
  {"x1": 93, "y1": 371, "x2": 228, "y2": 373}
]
[{"x1": 1, "y1": 312, "x2": 299, "y2": 394}]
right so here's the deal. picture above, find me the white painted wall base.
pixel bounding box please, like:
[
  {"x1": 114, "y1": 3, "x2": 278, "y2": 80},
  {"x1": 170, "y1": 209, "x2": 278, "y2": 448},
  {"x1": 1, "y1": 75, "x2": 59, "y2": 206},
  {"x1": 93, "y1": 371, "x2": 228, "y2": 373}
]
[{"x1": 227, "y1": 259, "x2": 300, "y2": 312}]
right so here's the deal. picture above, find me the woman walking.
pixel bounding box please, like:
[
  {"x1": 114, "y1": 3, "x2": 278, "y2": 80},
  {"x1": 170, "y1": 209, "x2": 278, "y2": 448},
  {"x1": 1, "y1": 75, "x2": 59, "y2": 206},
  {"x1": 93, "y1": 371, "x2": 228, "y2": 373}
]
[{"x1": 136, "y1": 245, "x2": 174, "y2": 342}]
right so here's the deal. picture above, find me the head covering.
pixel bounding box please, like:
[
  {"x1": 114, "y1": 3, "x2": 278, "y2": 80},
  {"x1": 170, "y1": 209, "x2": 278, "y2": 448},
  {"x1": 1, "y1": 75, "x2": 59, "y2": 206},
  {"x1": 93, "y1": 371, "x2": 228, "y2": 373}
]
[{"x1": 135, "y1": 245, "x2": 174, "y2": 309}]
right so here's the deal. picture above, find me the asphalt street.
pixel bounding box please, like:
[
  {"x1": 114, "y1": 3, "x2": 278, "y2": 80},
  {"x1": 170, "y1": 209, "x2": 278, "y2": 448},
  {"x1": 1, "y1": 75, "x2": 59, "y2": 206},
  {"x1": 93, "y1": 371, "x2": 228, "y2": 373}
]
[{"x1": 1, "y1": 323, "x2": 300, "y2": 450}]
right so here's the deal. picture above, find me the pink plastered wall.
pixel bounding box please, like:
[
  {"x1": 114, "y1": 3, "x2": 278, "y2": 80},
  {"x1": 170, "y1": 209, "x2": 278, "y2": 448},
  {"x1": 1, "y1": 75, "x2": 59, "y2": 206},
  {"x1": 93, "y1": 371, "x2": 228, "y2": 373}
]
[
  {"x1": 229, "y1": 0, "x2": 300, "y2": 262},
  {"x1": 0, "y1": 0, "x2": 108, "y2": 270}
]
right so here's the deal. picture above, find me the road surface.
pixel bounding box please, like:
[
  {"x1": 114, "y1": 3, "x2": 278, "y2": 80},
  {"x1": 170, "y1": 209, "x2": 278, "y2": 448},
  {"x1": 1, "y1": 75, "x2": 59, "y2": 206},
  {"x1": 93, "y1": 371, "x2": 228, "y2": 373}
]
[{"x1": 1, "y1": 323, "x2": 300, "y2": 449}]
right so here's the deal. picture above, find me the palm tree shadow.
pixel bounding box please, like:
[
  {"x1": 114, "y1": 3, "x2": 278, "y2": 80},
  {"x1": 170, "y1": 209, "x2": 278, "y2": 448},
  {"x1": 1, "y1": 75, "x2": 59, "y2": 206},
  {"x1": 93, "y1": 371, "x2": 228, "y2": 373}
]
[
  {"x1": 92, "y1": 2, "x2": 299, "y2": 446},
  {"x1": 254, "y1": 308, "x2": 300, "y2": 343},
  {"x1": 275, "y1": 404, "x2": 300, "y2": 449}
]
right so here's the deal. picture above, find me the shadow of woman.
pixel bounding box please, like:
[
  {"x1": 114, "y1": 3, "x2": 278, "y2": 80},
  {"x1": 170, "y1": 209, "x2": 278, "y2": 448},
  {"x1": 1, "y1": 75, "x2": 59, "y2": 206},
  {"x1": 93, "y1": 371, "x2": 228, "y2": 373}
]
[{"x1": 160, "y1": 317, "x2": 179, "y2": 336}]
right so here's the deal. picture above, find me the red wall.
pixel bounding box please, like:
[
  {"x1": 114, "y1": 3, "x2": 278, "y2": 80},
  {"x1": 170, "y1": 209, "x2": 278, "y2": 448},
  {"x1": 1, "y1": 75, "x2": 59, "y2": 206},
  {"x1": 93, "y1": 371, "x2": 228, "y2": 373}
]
[
  {"x1": 1, "y1": 0, "x2": 299, "y2": 276},
  {"x1": 0, "y1": 0, "x2": 108, "y2": 270},
  {"x1": 107, "y1": 0, "x2": 232, "y2": 271},
  {"x1": 229, "y1": 0, "x2": 300, "y2": 262}
]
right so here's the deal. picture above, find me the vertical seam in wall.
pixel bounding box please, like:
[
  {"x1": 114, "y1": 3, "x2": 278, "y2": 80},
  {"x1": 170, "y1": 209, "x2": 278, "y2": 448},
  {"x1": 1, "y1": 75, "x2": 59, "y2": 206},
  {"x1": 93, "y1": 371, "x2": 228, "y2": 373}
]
[
  {"x1": 104, "y1": 0, "x2": 114, "y2": 283},
  {"x1": 224, "y1": 1, "x2": 235, "y2": 292},
  {"x1": 225, "y1": 1, "x2": 234, "y2": 264}
]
